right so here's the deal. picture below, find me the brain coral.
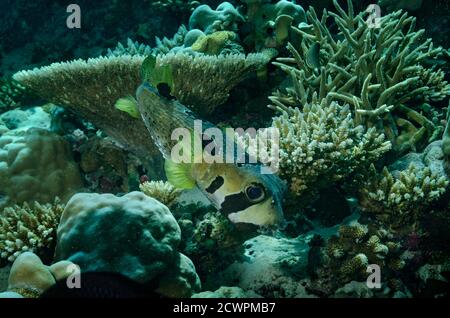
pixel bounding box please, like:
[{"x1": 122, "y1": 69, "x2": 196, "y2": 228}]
[
  {"x1": 54, "y1": 192, "x2": 201, "y2": 297},
  {"x1": 0, "y1": 128, "x2": 82, "y2": 209}
]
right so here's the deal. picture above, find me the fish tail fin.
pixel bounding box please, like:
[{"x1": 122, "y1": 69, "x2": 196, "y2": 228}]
[
  {"x1": 115, "y1": 96, "x2": 140, "y2": 118},
  {"x1": 164, "y1": 159, "x2": 196, "y2": 190}
]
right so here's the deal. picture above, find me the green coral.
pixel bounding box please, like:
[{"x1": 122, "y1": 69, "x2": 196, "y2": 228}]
[
  {"x1": 269, "y1": 97, "x2": 391, "y2": 196},
  {"x1": 272, "y1": 0, "x2": 449, "y2": 155},
  {"x1": 359, "y1": 163, "x2": 449, "y2": 232},
  {"x1": 0, "y1": 199, "x2": 64, "y2": 263}
]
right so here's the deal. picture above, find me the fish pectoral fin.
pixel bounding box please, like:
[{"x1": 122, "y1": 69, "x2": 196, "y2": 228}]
[
  {"x1": 115, "y1": 96, "x2": 140, "y2": 118},
  {"x1": 164, "y1": 159, "x2": 196, "y2": 190}
]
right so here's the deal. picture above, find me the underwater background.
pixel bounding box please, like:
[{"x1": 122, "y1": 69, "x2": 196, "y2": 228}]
[{"x1": 0, "y1": 0, "x2": 449, "y2": 298}]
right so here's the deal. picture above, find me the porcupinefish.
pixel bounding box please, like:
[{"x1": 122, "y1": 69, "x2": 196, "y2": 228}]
[{"x1": 116, "y1": 57, "x2": 286, "y2": 227}]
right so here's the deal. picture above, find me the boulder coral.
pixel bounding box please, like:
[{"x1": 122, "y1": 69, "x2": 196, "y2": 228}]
[
  {"x1": 54, "y1": 191, "x2": 201, "y2": 297},
  {"x1": 0, "y1": 128, "x2": 83, "y2": 209}
]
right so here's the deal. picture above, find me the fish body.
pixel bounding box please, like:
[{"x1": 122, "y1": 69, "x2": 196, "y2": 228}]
[{"x1": 135, "y1": 83, "x2": 285, "y2": 227}]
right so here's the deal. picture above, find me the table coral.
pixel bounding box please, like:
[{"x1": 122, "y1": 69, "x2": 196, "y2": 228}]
[
  {"x1": 272, "y1": 0, "x2": 449, "y2": 155},
  {"x1": 156, "y1": 50, "x2": 274, "y2": 115},
  {"x1": 0, "y1": 199, "x2": 64, "y2": 263},
  {"x1": 0, "y1": 128, "x2": 83, "y2": 209}
]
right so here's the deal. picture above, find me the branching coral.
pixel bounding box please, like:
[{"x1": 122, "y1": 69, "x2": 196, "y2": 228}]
[
  {"x1": 0, "y1": 199, "x2": 64, "y2": 263},
  {"x1": 139, "y1": 180, "x2": 182, "y2": 208},
  {"x1": 359, "y1": 163, "x2": 449, "y2": 232},
  {"x1": 272, "y1": 0, "x2": 449, "y2": 155},
  {"x1": 107, "y1": 38, "x2": 153, "y2": 57},
  {"x1": 326, "y1": 222, "x2": 406, "y2": 285},
  {"x1": 0, "y1": 79, "x2": 27, "y2": 112},
  {"x1": 267, "y1": 97, "x2": 391, "y2": 196}
]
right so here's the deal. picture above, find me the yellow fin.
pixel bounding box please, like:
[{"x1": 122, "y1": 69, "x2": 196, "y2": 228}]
[
  {"x1": 115, "y1": 96, "x2": 140, "y2": 118},
  {"x1": 164, "y1": 159, "x2": 196, "y2": 190}
]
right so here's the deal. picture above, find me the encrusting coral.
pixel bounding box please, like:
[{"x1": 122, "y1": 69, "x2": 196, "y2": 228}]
[
  {"x1": 252, "y1": 97, "x2": 391, "y2": 196},
  {"x1": 271, "y1": 0, "x2": 450, "y2": 155},
  {"x1": 139, "y1": 180, "x2": 182, "y2": 208},
  {"x1": 0, "y1": 199, "x2": 64, "y2": 263}
]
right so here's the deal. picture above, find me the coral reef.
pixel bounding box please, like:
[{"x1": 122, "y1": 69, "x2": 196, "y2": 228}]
[
  {"x1": 266, "y1": 98, "x2": 390, "y2": 196},
  {"x1": 0, "y1": 199, "x2": 64, "y2": 263},
  {"x1": 0, "y1": 128, "x2": 83, "y2": 209},
  {"x1": 272, "y1": 0, "x2": 450, "y2": 155},
  {"x1": 55, "y1": 192, "x2": 201, "y2": 297},
  {"x1": 139, "y1": 180, "x2": 182, "y2": 208}
]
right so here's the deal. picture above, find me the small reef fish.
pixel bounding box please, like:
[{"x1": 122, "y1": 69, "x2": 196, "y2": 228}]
[{"x1": 116, "y1": 57, "x2": 286, "y2": 227}]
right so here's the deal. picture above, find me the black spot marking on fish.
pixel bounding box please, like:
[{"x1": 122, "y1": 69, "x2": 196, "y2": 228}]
[
  {"x1": 205, "y1": 176, "x2": 224, "y2": 194},
  {"x1": 157, "y1": 83, "x2": 174, "y2": 100},
  {"x1": 220, "y1": 192, "x2": 254, "y2": 215}
]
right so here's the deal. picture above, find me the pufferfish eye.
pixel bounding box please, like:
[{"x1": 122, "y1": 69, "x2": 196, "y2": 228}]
[{"x1": 245, "y1": 183, "x2": 266, "y2": 203}]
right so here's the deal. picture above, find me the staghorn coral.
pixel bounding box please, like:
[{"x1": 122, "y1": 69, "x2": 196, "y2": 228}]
[
  {"x1": 0, "y1": 199, "x2": 64, "y2": 263},
  {"x1": 139, "y1": 180, "x2": 182, "y2": 208},
  {"x1": 156, "y1": 50, "x2": 274, "y2": 115},
  {"x1": 272, "y1": 0, "x2": 449, "y2": 155},
  {"x1": 266, "y1": 97, "x2": 390, "y2": 196},
  {"x1": 359, "y1": 163, "x2": 449, "y2": 232}
]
